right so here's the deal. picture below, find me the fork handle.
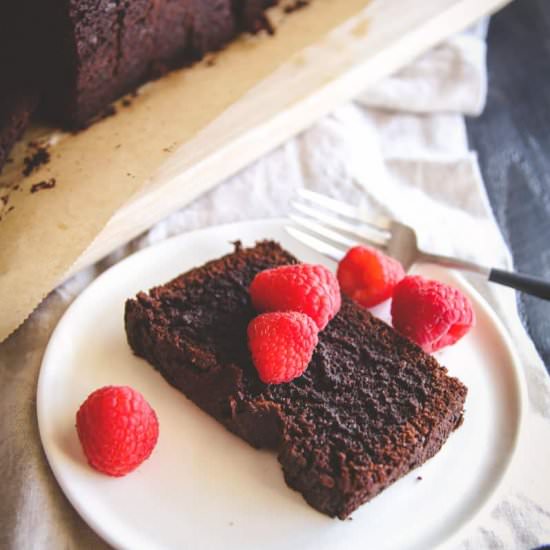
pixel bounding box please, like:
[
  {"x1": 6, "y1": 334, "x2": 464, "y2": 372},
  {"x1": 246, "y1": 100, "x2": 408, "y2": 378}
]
[
  {"x1": 419, "y1": 252, "x2": 550, "y2": 300},
  {"x1": 489, "y1": 269, "x2": 550, "y2": 300}
]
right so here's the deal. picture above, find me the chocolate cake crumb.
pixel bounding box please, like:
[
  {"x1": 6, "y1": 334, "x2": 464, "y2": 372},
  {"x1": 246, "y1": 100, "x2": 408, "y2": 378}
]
[
  {"x1": 1, "y1": 194, "x2": 8, "y2": 206},
  {"x1": 262, "y1": 16, "x2": 275, "y2": 35},
  {"x1": 205, "y1": 54, "x2": 217, "y2": 67},
  {"x1": 249, "y1": 13, "x2": 275, "y2": 35},
  {"x1": 284, "y1": 0, "x2": 310, "y2": 14},
  {"x1": 417, "y1": 476, "x2": 423, "y2": 481},
  {"x1": 121, "y1": 98, "x2": 132, "y2": 108},
  {"x1": 23, "y1": 146, "x2": 50, "y2": 177},
  {"x1": 30, "y1": 178, "x2": 56, "y2": 193},
  {"x1": 162, "y1": 142, "x2": 178, "y2": 153}
]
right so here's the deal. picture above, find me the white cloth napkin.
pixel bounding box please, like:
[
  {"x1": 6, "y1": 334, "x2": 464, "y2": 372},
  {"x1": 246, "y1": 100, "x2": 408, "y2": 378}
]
[{"x1": 1, "y1": 19, "x2": 549, "y2": 549}]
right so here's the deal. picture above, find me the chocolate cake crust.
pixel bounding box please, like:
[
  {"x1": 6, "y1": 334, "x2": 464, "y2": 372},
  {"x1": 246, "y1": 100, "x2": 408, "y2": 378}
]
[{"x1": 125, "y1": 241, "x2": 467, "y2": 519}]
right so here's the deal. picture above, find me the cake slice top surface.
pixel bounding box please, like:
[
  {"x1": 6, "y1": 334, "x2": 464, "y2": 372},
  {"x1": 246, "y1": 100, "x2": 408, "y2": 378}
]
[{"x1": 131, "y1": 240, "x2": 467, "y2": 472}]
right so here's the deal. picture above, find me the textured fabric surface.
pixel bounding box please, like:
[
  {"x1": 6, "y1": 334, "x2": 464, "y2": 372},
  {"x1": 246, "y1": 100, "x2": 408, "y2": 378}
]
[{"x1": 1, "y1": 19, "x2": 549, "y2": 549}]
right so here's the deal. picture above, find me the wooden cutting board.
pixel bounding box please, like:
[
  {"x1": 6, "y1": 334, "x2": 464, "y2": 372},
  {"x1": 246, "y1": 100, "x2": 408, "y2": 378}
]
[
  {"x1": 74, "y1": 0, "x2": 507, "y2": 273},
  {"x1": 0, "y1": 0, "x2": 509, "y2": 342}
]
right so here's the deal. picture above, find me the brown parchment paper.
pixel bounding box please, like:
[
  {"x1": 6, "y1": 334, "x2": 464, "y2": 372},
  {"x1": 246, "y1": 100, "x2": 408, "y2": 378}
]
[{"x1": 0, "y1": 0, "x2": 371, "y2": 342}]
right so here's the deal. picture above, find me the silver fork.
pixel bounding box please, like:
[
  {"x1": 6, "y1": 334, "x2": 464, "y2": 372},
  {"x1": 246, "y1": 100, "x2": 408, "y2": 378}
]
[{"x1": 288, "y1": 189, "x2": 550, "y2": 300}]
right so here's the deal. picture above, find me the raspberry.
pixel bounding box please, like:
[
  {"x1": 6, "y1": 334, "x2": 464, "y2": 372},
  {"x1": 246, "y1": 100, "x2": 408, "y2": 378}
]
[
  {"x1": 248, "y1": 312, "x2": 319, "y2": 384},
  {"x1": 249, "y1": 264, "x2": 340, "y2": 330},
  {"x1": 391, "y1": 275, "x2": 475, "y2": 353},
  {"x1": 337, "y1": 245, "x2": 405, "y2": 308},
  {"x1": 76, "y1": 386, "x2": 159, "y2": 477}
]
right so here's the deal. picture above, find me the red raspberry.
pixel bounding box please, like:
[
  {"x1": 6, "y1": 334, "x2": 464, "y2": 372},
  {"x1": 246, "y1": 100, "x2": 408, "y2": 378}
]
[
  {"x1": 249, "y1": 264, "x2": 341, "y2": 330},
  {"x1": 337, "y1": 245, "x2": 405, "y2": 308},
  {"x1": 248, "y1": 312, "x2": 319, "y2": 384},
  {"x1": 76, "y1": 386, "x2": 159, "y2": 477},
  {"x1": 391, "y1": 275, "x2": 475, "y2": 353}
]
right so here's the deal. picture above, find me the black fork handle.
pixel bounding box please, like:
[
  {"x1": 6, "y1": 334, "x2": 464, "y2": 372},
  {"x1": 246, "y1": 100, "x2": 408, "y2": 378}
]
[{"x1": 489, "y1": 269, "x2": 550, "y2": 300}]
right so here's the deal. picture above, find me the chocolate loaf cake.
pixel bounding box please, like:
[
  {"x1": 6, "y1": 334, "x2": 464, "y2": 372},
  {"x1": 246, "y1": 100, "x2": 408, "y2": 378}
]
[
  {"x1": 42, "y1": 0, "x2": 278, "y2": 127},
  {"x1": 125, "y1": 241, "x2": 467, "y2": 518},
  {"x1": 0, "y1": 0, "x2": 284, "y2": 170},
  {"x1": 41, "y1": 0, "x2": 228, "y2": 126}
]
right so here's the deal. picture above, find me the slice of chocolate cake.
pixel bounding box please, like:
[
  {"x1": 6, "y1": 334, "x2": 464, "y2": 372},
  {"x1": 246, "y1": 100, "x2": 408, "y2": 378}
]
[{"x1": 125, "y1": 241, "x2": 467, "y2": 519}]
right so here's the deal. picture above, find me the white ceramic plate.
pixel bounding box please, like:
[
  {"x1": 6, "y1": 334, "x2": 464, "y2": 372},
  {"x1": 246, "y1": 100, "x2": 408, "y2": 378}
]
[{"x1": 37, "y1": 219, "x2": 526, "y2": 550}]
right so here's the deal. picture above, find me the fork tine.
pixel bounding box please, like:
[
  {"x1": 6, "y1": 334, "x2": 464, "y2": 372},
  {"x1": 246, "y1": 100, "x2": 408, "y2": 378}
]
[
  {"x1": 290, "y1": 213, "x2": 388, "y2": 251},
  {"x1": 285, "y1": 226, "x2": 346, "y2": 262},
  {"x1": 291, "y1": 201, "x2": 390, "y2": 247},
  {"x1": 290, "y1": 214, "x2": 359, "y2": 248},
  {"x1": 297, "y1": 189, "x2": 392, "y2": 231}
]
